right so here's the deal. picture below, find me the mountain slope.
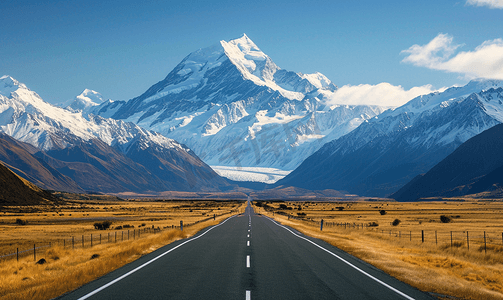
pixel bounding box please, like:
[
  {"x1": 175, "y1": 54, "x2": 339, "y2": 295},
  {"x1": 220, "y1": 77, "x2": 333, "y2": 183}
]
[
  {"x1": 91, "y1": 34, "x2": 387, "y2": 175},
  {"x1": 278, "y1": 80, "x2": 503, "y2": 196},
  {"x1": 0, "y1": 75, "x2": 229, "y2": 193},
  {"x1": 0, "y1": 161, "x2": 58, "y2": 206},
  {"x1": 0, "y1": 133, "x2": 82, "y2": 192},
  {"x1": 392, "y1": 123, "x2": 503, "y2": 201}
]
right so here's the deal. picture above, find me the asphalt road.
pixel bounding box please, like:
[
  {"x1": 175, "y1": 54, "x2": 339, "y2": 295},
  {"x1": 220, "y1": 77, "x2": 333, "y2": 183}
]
[{"x1": 58, "y1": 201, "x2": 434, "y2": 300}]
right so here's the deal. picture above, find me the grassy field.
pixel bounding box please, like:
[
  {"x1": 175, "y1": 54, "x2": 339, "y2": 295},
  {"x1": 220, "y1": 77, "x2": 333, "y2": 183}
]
[
  {"x1": 256, "y1": 200, "x2": 503, "y2": 300},
  {"x1": 0, "y1": 199, "x2": 244, "y2": 300}
]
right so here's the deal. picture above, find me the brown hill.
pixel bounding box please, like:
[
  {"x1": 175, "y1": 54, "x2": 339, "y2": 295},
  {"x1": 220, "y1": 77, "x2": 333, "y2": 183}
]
[{"x1": 0, "y1": 162, "x2": 58, "y2": 206}]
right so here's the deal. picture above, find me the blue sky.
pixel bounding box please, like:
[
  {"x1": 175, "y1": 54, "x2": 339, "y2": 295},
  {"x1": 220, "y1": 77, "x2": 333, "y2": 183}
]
[{"x1": 1, "y1": 0, "x2": 502, "y2": 105}]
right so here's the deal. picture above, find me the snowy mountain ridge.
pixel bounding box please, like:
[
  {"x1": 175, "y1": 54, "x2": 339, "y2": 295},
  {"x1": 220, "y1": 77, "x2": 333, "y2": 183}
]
[
  {"x1": 279, "y1": 79, "x2": 503, "y2": 196},
  {"x1": 0, "y1": 75, "x2": 187, "y2": 153},
  {"x1": 0, "y1": 75, "x2": 229, "y2": 193}
]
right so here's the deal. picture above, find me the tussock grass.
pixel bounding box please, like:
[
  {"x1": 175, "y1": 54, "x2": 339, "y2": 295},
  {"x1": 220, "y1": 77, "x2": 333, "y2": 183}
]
[
  {"x1": 258, "y1": 201, "x2": 503, "y2": 300},
  {"x1": 0, "y1": 201, "x2": 244, "y2": 300}
]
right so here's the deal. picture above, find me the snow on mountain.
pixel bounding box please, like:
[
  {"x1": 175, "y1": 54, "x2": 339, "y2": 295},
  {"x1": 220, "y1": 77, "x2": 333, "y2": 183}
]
[
  {"x1": 279, "y1": 79, "x2": 503, "y2": 196},
  {"x1": 90, "y1": 34, "x2": 386, "y2": 180},
  {"x1": 60, "y1": 89, "x2": 104, "y2": 113},
  {"x1": 0, "y1": 75, "x2": 185, "y2": 152}
]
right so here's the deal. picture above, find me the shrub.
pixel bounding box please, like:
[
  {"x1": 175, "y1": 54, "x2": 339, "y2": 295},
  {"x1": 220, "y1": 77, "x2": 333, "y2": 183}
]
[
  {"x1": 368, "y1": 222, "x2": 379, "y2": 227},
  {"x1": 379, "y1": 210, "x2": 387, "y2": 215},
  {"x1": 336, "y1": 207, "x2": 344, "y2": 211},
  {"x1": 93, "y1": 220, "x2": 112, "y2": 230},
  {"x1": 279, "y1": 204, "x2": 289, "y2": 210},
  {"x1": 440, "y1": 215, "x2": 451, "y2": 223},
  {"x1": 297, "y1": 212, "x2": 306, "y2": 217},
  {"x1": 115, "y1": 225, "x2": 123, "y2": 230},
  {"x1": 392, "y1": 219, "x2": 401, "y2": 226},
  {"x1": 15, "y1": 218, "x2": 28, "y2": 225}
]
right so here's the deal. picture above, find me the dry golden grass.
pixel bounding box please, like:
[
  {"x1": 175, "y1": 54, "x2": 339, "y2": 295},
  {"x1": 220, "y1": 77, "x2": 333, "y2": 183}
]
[
  {"x1": 0, "y1": 200, "x2": 244, "y2": 300},
  {"x1": 256, "y1": 200, "x2": 503, "y2": 300}
]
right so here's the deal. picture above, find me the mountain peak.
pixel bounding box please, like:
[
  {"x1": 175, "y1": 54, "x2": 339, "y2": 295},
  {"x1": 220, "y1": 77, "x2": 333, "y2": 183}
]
[
  {"x1": 0, "y1": 75, "x2": 27, "y2": 97},
  {"x1": 77, "y1": 89, "x2": 104, "y2": 105},
  {"x1": 59, "y1": 89, "x2": 105, "y2": 113}
]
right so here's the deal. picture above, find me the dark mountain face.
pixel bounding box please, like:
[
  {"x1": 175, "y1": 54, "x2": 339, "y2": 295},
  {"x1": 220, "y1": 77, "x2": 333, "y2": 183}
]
[
  {"x1": 34, "y1": 138, "x2": 229, "y2": 194},
  {"x1": 0, "y1": 133, "x2": 82, "y2": 193},
  {"x1": 391, "y1": 123, "x2": 503, "y2": 201},
  {"x1": 277, "y1": 84, "x2": 503, "y2": 197},
  {"x1": 0, "y1": 162, "x2": 58, "y2": 206}
]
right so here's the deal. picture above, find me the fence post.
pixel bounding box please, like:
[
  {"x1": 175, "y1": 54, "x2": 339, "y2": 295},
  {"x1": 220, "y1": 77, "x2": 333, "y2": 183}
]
[
  {"x1": 180, "y1": 221, "x2": 183, "y2": 231},
  {"x1": 484, "y1": 231, "x2": 487, "y2": 255},
  {"x1": 450, "y1": 231, "x2": 452, "y2": 248},
  {"x1": 320, "y1": 219, "x2": 324, "y2": 231},
  {"x1": 91, "y1": 234, "x2": 93, "y2": 247},
  {"x1": 100, "y1": 234, "x2": 102, "y2": 244},
  {"x1": 34, "y1": 244, "x2": 36, "y2": 261},
  {"x1": 410, "y1": 231, "x2": 411, "y2": 241},
  {"x1": 72, "y1": 236, "x2": 74, "y2": 249},
  {"x1": 82, "y1": 235, "x2": 84, "y2": 248},
  {"x1": 128, "y1": 230, "x2": 130, "y2": 240},
  {"x1": 435, "y1": 231, "x2": 437, "y2": 245},
  {"x1": 17, "y1": 248, "x2": 18, "y2": 262},
  {"x1": 422, "y1": 230, "x2": 424, "y2": 243},
  {"x1": 467, "y1": 231, "x2": 469, "y2": 251},
  {"x1": 64, "y1": 239, "x2": 65, "y2": 248}
]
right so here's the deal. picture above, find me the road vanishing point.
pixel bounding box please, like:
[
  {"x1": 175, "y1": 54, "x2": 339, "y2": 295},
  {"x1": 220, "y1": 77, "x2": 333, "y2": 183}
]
[{"x1": 58, "y1": 201, "x2": 434, "y2": 300}]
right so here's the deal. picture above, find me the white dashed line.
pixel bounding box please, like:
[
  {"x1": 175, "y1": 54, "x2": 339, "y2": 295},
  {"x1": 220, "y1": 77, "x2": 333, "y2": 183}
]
[
  {"x1": 247, "y1": 241, "x2": 250, "y2": 246},
  {"x1": 247, "y1": 234, "x2": 249, "y2": 238},
  {"x1": 246, "y1": 255, "x2": 250, "y2": 268},
  {"x1": 246, "y1": 290, "x2": 251, "y2": 300}
]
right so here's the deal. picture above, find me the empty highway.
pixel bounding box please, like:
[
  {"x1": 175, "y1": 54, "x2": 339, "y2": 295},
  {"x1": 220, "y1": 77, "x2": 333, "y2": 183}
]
[{"x1": 58, "y1": 201, "x2": 433, "y2": 299}]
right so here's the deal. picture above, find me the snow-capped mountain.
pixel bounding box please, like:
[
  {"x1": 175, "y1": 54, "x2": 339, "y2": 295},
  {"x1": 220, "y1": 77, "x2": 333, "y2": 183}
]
[
  {"x1": 59, "y1": 89, "x2": 104, "y2": 113},
  {"x1": 90, "y1": 34, "x2": 388, "y2": 180},
  {"x1": 278, "y1": 79, "x2": 503, "y2": 196},
  {"x1": 0, "y1": 75, "x2": 229, "y2": 193}
]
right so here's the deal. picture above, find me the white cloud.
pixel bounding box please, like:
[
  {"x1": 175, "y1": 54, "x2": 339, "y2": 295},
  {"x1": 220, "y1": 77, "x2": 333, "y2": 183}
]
[
  {"x1": 401, "y1": 33, "x2": 503, "y2": 80},
  {"x1": 466, "y1": 0, "x2": 503, "y2": 9},
  {"x1": 326, "y1": 83, "x2": 442, "y2": 107}
]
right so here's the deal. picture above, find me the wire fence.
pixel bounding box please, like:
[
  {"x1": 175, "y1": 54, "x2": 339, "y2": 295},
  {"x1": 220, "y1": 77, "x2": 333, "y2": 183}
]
[
  {"x1": 273, "y1": 210, "x2": 503, "y2": 254},
  {"x1": 1, "y1": 209, "x2": 238, "y2": 263}
]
